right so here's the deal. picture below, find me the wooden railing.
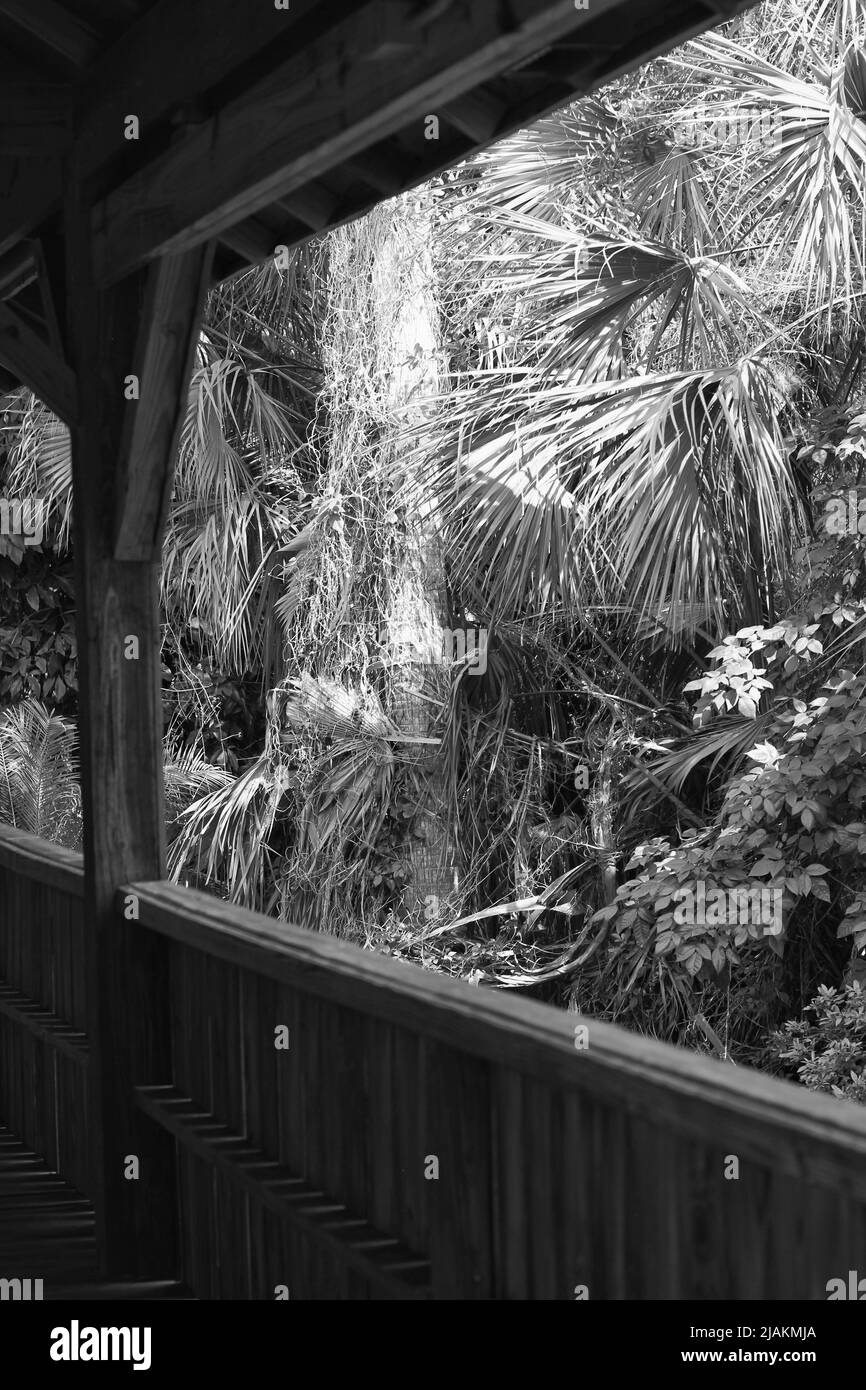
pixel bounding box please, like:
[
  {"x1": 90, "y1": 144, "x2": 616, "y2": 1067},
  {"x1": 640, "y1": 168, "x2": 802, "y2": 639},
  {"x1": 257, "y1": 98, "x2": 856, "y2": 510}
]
[
  {"x1": 0, "y1": 828, "x2": 91, "y2": 1196},
  {"x1": 4, "y1": 822, "x2": 866, "y2": 1298}
]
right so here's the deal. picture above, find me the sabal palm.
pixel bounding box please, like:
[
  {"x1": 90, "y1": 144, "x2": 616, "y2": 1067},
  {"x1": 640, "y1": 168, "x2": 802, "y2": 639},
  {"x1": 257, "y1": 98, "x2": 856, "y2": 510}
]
[
  {"x1": 1, "y1": 250, "x2": 322, "y2": 684},
  {"x1": 420, "y1": 0, "x2": 866, "y2": 638}
]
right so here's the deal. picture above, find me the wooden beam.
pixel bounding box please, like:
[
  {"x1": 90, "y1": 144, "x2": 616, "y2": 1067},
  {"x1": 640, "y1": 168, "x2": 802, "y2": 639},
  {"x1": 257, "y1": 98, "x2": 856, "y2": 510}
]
[
  {"x1": 0, "y1": 243, "x2": 36, "y2": 300},
  {"x1": 344, "y1": 149, "x2": 407, "y2": 198},
  {"x1": 0, "y1": 301, "x2": 76, "y2": 421},
  {"x1": 443, "y1": 91, "x2": 506, "y2": 144},
  {"x1": 114, "y1": 245, "x2": 214, "y2": 560},
  {"x1": 0, "y1": 159, "x2": 62, "y2": 261},
  {"x1": 0, "y1": 0, "x2": 100, "y2": 67},
  {"x1": 0, "y1": 127, "x2": 70, "y2": 157},
  {"x1": 275, "y1": 183, "x2": 339, "y2": 233},
  {"x1": 63, "y1": 172, "x2": 211, "y2": 1279},
  {"x1": 0, "y1": 981, "x2": 89, "y2": 1066},
  {"x1": 0, "y1": 82, "x2": 70, "y2": 124},
  {"x1": 219, "y1": 219, "x2": 283, "y2": 267},
  {"x1": 74, "y1": 0, "x2": 339, "y2": 181},
  {"x1": 32, "y1": 235, "x2": 66, "y2": 358},
  {"x1": 0, "y1": 0, "x2": 337, "y2": 273},
  {"x1": 91, "y1": 0, "x2": 623, "y2": 282},
  {"x1": 0, "y1": 823, "x2": 84, "y2": 895}
]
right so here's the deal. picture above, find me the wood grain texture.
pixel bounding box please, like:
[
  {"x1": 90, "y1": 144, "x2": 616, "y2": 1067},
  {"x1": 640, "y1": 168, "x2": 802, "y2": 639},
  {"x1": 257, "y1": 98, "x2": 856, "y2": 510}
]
[
  {"x1": 0, "y1": 301, "x2": 77, "y2": 421},
  {"x1": 74, "y1": 0, "x2": 347, "y2": 183},
  {"x1": 113, "y1": 243, "x2": 214, "y2": 559},
  {"x1": 3, "y1": 825, "x2": 866, "y2": 1299},
  {"x1": 136, "y1": 1084, "x2": 432, "y2": 1298},
  {"x1": 62, "y1": 167, "x2": 202, "y2": 1276},
  {"x1": 91, "y1": 0, "x2": 622, "y2": 281},
  {"x1": 0, "y1": 0, "x2": 100, "y2": 67},
  {"x1": 0, "y1": 824, "x2": 83, "y2": 893},
  {"x1": 126, "y1": 878, "x2": 866, "y2": 1200}
]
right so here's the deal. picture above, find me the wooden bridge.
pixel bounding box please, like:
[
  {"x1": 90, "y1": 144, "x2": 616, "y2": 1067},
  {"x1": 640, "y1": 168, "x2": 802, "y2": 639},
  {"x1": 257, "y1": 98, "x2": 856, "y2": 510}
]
[
  {"x1": 3, "y1": 820, "x2": 866, "y2": 1299},
  {"x1": 3, "y1": 0, "x2": 861, "y2": 1303}
]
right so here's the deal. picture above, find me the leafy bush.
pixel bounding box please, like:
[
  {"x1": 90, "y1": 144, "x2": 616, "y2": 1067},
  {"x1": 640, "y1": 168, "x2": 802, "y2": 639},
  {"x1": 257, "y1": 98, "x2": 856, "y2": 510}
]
[
  {"x1": 588, "y1": 605, "x2": 866, "y2": 1043},
  {"x1": 768, "y1": 981, "x2": 866, "y2": 1103}
]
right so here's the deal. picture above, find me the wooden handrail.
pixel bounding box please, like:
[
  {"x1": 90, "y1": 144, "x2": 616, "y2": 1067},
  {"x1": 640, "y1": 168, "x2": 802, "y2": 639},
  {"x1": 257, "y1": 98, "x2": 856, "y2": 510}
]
[
  {"x1": 0, "y1": 824, "x2": 83, "y2": 895},
  {"x1": 126, "y1": 877, "x2": 866, "y2": 1200}
]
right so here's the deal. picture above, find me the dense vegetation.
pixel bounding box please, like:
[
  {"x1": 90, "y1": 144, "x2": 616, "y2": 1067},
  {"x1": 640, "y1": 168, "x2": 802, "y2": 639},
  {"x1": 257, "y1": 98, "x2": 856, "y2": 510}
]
[{"x1": 2, "y1": 0, "x2": 866, "y2": 1099}]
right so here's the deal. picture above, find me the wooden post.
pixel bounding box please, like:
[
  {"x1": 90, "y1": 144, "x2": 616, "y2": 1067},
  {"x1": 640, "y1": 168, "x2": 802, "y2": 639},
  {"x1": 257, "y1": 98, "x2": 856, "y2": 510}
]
[{"x1": 63, "y1": 168, "x2": 212, "y2": 1277}]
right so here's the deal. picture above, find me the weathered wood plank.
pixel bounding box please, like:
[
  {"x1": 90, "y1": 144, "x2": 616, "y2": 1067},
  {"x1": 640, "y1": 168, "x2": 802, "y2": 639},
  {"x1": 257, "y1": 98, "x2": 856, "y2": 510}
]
[
  {"x1": 126, "y1": 879, "x2": 866, "y2": 1201},
  {"x1": 0, "y1": 825, "x2": 83, "y2": 894},
  {"x1": 136, "y1": 1084, "x2": 432, "y2": 1299},
  {"x1": 0, "y1": 157, "x2": 63, "y2": 262},
  {"x1": 113, "y1": 244, "x2": 214, "y2": 559},
  {"x1": 0, "y1": 301, "x2": 77, "y2": 422},
  {"x1": 0, "y1": 981, "x2": 89, "y2": 1065},
  {"x1": 74, "y1": 0, "x2": 347, "y2": 183},
  {"x1": 0, "y1": 83, "x2": 70, "y2": 125},
  {"x1": 91, "y1": 0, "x2": 623, "y2": 281},
  {"x1": 0, "y1": 0, "x2": 100, "y2": 67},
  {"x1": 62, "y1": 162, "x2": 207, "y2": 1276}
]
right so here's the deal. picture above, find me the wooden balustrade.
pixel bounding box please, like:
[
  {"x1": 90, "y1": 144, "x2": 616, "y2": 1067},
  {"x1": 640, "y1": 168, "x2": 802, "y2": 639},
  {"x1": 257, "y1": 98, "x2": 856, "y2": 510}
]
[
  {"x1": 0, "y1": 827, "x2": 90, "y2": 1196},
  {"x1": 3, "y1": 823, "x2": 866, "y2": 1298}
]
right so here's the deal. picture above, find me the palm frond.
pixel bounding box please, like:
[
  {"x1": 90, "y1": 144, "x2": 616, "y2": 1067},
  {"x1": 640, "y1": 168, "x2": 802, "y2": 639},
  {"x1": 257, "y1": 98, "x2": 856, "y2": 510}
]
[
  {"x1": 0, "y1": 699, "x2": 80, "y2": 845},
  {"x1": 681, "y1": 32, "x2": 866, "y2": 322}
]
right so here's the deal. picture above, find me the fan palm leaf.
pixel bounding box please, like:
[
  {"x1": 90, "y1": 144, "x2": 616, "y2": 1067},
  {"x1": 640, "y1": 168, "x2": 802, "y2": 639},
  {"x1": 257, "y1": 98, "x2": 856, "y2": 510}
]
[{"x1": 680, "y1": 32, "x2": 866, "y2": 321}]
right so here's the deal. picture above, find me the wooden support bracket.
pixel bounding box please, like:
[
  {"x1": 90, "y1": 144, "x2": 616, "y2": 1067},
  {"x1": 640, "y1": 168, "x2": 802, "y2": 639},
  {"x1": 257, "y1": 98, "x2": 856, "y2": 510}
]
[{"x1": 0, "y1": 301, "x2": 77, "y2": 421}]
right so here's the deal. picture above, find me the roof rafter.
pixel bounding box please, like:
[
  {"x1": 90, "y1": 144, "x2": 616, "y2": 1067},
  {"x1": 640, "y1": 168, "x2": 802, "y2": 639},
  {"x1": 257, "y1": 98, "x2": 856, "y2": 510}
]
[
  {"x1": 91, "y1": 0, "x2": 624, "y2": 283},
  {"x1": 0, "y1": 300, "x2": 76, "y2": 422},
  {"x1": 0, "y1": 0, "x2": 100, "y2": 68}
]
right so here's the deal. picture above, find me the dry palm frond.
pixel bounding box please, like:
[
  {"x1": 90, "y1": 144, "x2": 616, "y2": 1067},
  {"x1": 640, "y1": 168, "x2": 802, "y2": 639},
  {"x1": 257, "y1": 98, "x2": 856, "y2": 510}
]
[
  {"x1": 480, "y1": 217, "x2": 763, "y2": 379},
  {"x1": 468, "y1": 99, "x2": 622, "y2": 222},
  {"x1": 421, "y1": 356, "x2": 805, "y2": 633},
  {"x1": 680, "y1": 32, "x2": 866, "y2": 323},
  {"x1": 629, "y1": 147, "x2": 722, "y2": 253},
  {"x1": 168, "y1": 750, "x2": 288, "y2": 908}
]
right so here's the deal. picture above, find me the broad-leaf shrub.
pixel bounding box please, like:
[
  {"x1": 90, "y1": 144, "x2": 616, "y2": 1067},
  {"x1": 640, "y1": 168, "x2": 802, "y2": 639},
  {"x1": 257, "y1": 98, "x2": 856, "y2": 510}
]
[
  {"x1": 768, "y1": 981, "x2": 866, "y2": 1104},
  {"x1": 593, "y1": 606, "x2": 866, "y2": 1008}
]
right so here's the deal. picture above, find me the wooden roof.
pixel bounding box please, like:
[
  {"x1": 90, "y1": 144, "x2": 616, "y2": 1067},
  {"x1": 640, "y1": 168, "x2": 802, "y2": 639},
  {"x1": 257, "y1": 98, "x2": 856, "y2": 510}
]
[{"x1": 0, "y1": 0, "x2": 757, "y2": 397}]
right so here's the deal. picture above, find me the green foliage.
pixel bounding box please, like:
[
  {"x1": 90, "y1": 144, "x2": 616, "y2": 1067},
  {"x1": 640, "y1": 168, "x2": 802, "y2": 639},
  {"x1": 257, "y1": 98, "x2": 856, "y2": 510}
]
[
  {"x1": 594, "y1": 602, "x2": 866, "y2": 1041},
  {"x1": 0, "y1": 700, "x2": 80, "y2": 847},
  {"x1": 768, "y1": 981, "x2": 866, "y2": 1102},
  {"x1": 0, "y1": 550, "x2": 77, "y2": 710},
  {"x1": 7, "y1": 0, "x2": 866, "y2": 1091}
]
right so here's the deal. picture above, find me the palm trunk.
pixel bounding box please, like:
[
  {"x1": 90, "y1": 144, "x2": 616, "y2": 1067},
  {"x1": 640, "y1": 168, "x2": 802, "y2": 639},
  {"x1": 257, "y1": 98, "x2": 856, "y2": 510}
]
[{"x1": 378, "y1": 197, "x2": 460, "y2": 915}]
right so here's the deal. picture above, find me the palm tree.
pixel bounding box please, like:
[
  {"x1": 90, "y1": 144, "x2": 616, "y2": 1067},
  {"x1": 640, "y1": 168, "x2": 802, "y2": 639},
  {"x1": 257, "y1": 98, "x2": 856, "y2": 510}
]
[
  {"x1": 0, "y1": 700, "x2": 81, "y2": 847},
  {"x1": 387, "y1": 0, "x2": 866, "y2": 975}
]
